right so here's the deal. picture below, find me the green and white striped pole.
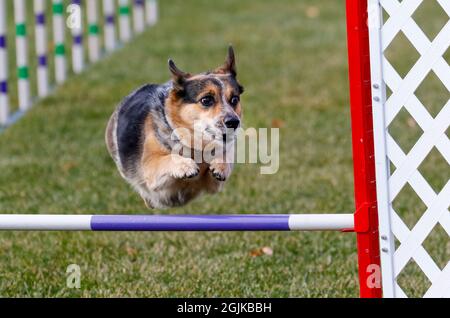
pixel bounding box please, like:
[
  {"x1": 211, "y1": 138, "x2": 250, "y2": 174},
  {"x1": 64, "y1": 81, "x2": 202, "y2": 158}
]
[
  {"x1": 118, "y1": 0, "x2": 131, "y2": 43},
  {"x1": 87, "y1": 0, "x2": 100, "y2": 62},
  {"x1": 0, "y1": 0, "x2": 9, "y2": 124},
  {"x1": 52, "y1": 0, "x2": 66, "y2": 84},
  {"x1": 14, "y1": 0, "x2": 31, "y2": 111}
]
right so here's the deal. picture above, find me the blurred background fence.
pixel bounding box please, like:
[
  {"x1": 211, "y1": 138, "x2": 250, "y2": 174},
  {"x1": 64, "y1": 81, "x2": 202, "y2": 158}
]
[{"x1": 0, "y1": 0, "x2": 158, "y2": 129}]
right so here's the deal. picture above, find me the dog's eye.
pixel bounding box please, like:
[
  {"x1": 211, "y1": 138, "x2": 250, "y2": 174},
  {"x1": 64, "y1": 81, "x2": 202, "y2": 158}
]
[
  {"x1": 230, "y1": 96, "x2": 240, "y2": 107},
  {"x1": 200, "y1": 96, "x2": 215, "y2": 107}
]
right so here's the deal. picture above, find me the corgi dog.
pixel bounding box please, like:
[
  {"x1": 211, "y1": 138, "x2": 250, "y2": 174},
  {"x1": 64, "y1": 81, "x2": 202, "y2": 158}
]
[{"x1": 105, "y1": 46, "x2": 244, "y2": 209}]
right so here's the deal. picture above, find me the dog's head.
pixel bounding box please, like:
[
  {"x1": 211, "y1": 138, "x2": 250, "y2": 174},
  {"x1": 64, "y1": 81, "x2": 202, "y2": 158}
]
[{"x1": 165, "y1": 46, "x2": 244, "y2": 150}]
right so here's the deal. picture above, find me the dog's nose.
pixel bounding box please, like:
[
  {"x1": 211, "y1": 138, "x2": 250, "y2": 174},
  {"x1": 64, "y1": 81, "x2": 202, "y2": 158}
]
[{"x1": 224, "y1": 116, "x2": 240, "y2": 130}]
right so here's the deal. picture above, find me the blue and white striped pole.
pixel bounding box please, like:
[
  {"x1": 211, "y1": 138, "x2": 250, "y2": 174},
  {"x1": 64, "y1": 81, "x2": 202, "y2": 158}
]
[
  {"x1": 103, "y1": 0, "x2": 116, "y2": 52},
  {"x1": 14, "y1": 0, "x2": 31, "y2": 111},
  {"x1": 71, "y1": 0, "x2": 84, "y2": 73},
  {"x1": 0, "y1": 214, "x2": 354, "y2": 231},
  {"x1": 34, "y1": 0, "x2": 49, "y2": 97},
  {"x1": 133, "y1": 0, "x2": 145, "y2": 33},
  {"x1": 0, "y1": 0, "x2": 9, "y2": 125}
]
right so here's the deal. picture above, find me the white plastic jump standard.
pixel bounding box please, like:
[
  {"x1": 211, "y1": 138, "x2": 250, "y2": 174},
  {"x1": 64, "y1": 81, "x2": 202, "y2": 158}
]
[
  {"x1": 119, "y1": 0, "x2": 132, "y2": 43},
  {"x1": 87, "y1": 0, "x2": 101, "y2": 63},
  {"x1": 133, "y1": 0, "x2": 145, "y2": 33},
  {"x1": 367, "y1": 0, "x2": 395, "y2": 298},
  {"x1": 14, "y1": 0, "x2": 31, "y2": 111},
  {"x1": 145, "y1": 0, "x2": 158, "y2": 26},
  {"x1": 0, "y1": 0, "x2": 9, "y2": 125},
  {"x1": 53, "y1": 0, "x2": 66, "y2": 84},
  {"x1": 71, "y1": 0, "x2": 84, "y2": 74},
  {"x1": 34, "y1": 0, "x2": 49, "y2": 98},
  {"x1": 368, "y1": 0, "x2": 450, "y2": 298},
  {"x1": 103, "y1": 0, "x2": 116, "y2": 52}
]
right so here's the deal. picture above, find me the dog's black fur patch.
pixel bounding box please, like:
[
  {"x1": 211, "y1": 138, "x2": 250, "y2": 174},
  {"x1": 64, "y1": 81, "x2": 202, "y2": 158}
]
[
  {"x1": 180, "y1": 78, "x2": 222, "y2": 103},
  {"x1": 178, "y1": 75, "x2": 243, "y2": 103},
  {"x1": 116, "y1": 83, "x2": 171, "y2": 173}
]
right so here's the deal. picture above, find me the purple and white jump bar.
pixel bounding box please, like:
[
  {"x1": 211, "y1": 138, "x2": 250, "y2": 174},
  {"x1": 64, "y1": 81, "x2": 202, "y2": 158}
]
[{"x1": 0, "y1": 214, "x2": 353, "y2": 231}]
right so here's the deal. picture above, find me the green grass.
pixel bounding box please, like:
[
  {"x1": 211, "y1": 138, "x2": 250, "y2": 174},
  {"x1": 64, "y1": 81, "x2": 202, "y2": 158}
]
[{"x1": 0, "y1": 0, "x2": 448, "y2": 297}]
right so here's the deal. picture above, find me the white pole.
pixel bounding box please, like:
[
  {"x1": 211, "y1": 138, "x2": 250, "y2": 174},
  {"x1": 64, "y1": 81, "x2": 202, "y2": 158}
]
[
  {"x1": 118, "y1": 0, "x2": 132, "y2": 42},
  {"x1": 0, "y1": 215, "x2": 92, "y2": 231},
  {"x1": 133, "y1": 0, "x2": 145, "y2": 33},
  {"x1": 103, "y1": 0, "x2": 116, "y2": 52},
  {"x1": 367, "y1": 0, "x2": 396, "y2": 298},
  {"x1": 0, "y1": 0, "x2": 9, "y2": 124},
  {"x1": 52, "y1": 0, "x2": 66, "y2": 84},
  {"x1": 14, "y1": 0, "x2": 31, "y2": 111},
  {"x1": 145, "y1": 0, "x2": 158, "y2": 26},
  {"x1": 34, "y1": 0, "x2": 49, "y2": 97},
  {"x1": 87, "y1": 0, "x2": 100, "y2": 62},
  {"x1": 288, "y1": 214, "x2": 354, "y2": 231},
  {"x1": 71, "y1": 0, "x2": 84, "y2": 73}
]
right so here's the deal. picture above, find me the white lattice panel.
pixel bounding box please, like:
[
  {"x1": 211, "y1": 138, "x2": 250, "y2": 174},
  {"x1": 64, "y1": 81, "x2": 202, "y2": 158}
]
[{"x1": 368, "y1": 0, "x2": 450, "y2": 297}]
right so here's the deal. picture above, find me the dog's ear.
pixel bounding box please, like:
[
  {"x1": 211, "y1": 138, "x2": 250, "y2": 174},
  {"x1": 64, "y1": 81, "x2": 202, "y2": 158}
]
[
  {"x1": 215, "y1": 45, "x2": 237, "y2": 77},
  {"x1": 168, "y1": 59, "x2": 190, "y2": 90}
]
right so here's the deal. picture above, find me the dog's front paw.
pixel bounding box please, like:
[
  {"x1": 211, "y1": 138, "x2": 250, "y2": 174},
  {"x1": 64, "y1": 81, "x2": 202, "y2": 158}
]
[
  {"x1": 209, "y1": 161, "x2": 231, "y2": 181},
  {"x1": 170, "y1": 156, "x2": 200, "y2": 179}
]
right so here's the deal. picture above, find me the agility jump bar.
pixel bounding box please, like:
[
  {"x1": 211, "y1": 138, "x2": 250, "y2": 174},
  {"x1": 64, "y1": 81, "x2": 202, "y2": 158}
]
[{"x1": 0, "y1": 214, "x2": 353, "y2": 231}]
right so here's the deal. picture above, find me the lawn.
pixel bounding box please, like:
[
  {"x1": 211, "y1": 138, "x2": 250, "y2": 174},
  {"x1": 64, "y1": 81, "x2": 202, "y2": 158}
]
[{"x1": 0, "y1": 0, "x2": 448, "y2": 297}]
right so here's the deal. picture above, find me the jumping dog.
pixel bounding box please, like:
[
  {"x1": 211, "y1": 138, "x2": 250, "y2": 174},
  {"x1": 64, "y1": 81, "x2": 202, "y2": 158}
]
[{"x1": 106, "y1": 46, "x2": 244, "y2": 208}]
